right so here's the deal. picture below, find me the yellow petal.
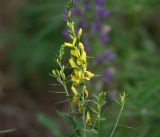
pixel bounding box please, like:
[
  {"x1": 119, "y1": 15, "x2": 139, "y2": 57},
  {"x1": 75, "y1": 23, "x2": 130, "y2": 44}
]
[
  {"x1": 81, "y1": 51, "x2": 87, "y2": 62},
  {"x1": 72, "y1": 96, "x2": 78, "y2": 105},
  {"x1": 86, "y1": 71, "x2": 94, "y2": 79},
  {"x1": 71, "y1": 86, "x2": 79, "y2": 96},
  {"x1": 86, "y1": 112, "x2": 91, "y2": 124},
  {"x1": 71, "y1": 50, "x2": 77, "y2": 56},
  {"x1": 74, "y1": 70, "x2": 79, "y2": 77},
  {"x1": 84, "y1": 88, "x2": 88, "y2": 98},
  {"x1": 64, "y1": 42, "x2": 74, "y2": 48},
  {"x1": 79, "y1": 42, "x2": 84, "y2": 51},
  {"x1": 82, "y1": 64, "x2": 87, "y2": 72},
  {"x1": 72, "y1": 38, "x2": 77, "y2": 46},
  {"x1": 78, "y1": 28, "x2": 82, "y2": 39},
  {"x1": 84, "y1": 77, "x2": 90, "y2": 81},
  {"x1": 78, "y1": 104, "x2": 83, "y2": 113},
  {"x1": 69, "y1": 58, "x2": 77, "y2": 68},
  {"x1": 77, "y1": 59, "x2": 83, "y2": 65}
]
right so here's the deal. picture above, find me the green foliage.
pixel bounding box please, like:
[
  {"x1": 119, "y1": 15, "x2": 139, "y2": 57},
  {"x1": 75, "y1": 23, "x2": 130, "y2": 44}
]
[{"x1": 37, "y1": 113, "x2": 61, "y2": 137}]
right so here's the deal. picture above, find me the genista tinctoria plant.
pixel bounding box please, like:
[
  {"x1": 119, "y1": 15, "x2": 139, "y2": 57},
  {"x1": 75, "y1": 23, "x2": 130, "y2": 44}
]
[{"x1": 52, "y1": 0, "x2": 127, "y2": 137}]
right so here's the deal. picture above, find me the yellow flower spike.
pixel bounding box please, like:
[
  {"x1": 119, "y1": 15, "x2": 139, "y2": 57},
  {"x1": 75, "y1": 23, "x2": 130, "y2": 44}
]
[
  {"x1": 69, "y1": 58, "x2": 77, "y2": 68},
  {"x1": 64, "y1": 42, "x2": 74, "y2": 48},
  {"x1": 86, "y1": 71, "x2": 94, "y2": 79},
  {"x1": 72, "y1": 96, "x2": 78, "y2": 105},
  {"x1": 86, "y1": 112, "x2": 92, "y2": 124},
  {"x1": 77, "y1": 28, "x2": 82, "y2": 39},
  {"x1": 71, "y1": 86, "x2": 79, "y2": 96}
]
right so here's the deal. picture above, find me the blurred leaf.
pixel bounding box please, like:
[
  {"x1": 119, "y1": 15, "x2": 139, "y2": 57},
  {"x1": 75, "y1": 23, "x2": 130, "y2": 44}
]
[
  {"x1": 37, "y1": 113, "x2": 61, "y2": 137},
  {"x1": 57, "y1": 111, "x2": 77, "y2": 129}
]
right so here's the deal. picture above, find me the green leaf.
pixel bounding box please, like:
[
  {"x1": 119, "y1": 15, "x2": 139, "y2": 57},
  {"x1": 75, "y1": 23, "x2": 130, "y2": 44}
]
[
  {"x1": 57, "y1": 111, "x2": 76, "y2": 129},
  {"x1": 37, "y1": 113, "x2": 61, "y2": 137}
]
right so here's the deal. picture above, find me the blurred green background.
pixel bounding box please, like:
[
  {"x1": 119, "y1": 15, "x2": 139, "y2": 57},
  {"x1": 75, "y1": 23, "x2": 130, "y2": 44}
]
[{"x1": 0, "y1": 0, "x2": 160, "y2": 137}]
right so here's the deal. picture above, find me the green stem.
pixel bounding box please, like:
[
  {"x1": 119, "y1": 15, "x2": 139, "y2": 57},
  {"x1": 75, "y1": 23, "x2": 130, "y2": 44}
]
[
  {"x1": 82, "y1": 85, "x2": 86, "y2": 137},
  {"x1": 109, "y1": 103, "x2": 125, "y2": 137},
  {"x1": 97, "y1": 108, "x2": 101, "y2": 134}
]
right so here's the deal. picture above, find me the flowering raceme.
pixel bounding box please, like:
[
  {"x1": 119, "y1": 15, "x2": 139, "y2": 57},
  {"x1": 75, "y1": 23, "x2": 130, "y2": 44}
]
[{"x1": 64, "y1": 24, "x2": 94, "y2": 112}]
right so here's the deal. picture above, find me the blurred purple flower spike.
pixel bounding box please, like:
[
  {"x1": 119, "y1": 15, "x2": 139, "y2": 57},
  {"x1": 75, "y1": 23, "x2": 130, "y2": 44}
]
[
  {"x1": 92, "y1": 19, "x2": 102, "y2": 33},
  {"x1": 74, "y1": 0, "x2": 79, "y2": 4},
  {"x1": 63, "y1": 9, "x2": 68, "y2": 21},
  {"x1": 103, "y1": 68, "x2": 115, "y2": 83},
  {"x1": 100, "y1": 32, "x2": 109, "y2": 44},
  {"x1": 96, "y1": 0, "x2": 105, "y2": 6},
  {"x1": 63, "y1": 28, "x2": 69, "y2": 38},
  {"x1": 74, "y1": 8, "x2": 83, "y2": 16},
  {"x1": 103, "y1": 50, "x2": 116, "y2": 62},
  {"x1": 96, "y1": 50, "x2": 116, "y2": 63},
  {"x1": 84, "y1": 1, "x2": 91, "y2": 10},
  {"x1": 80, "y1": 21, "x2": 88, "y2": 30},
  {"x1": 96, "y1": 6, "x2": 110, "y2": 18}
]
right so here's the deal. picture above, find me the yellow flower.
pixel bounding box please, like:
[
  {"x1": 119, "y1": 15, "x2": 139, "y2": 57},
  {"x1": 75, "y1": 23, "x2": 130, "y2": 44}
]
[
  {"x1": 71, "y1": 86, "x2": 79, "y2": 96},
  {"x1": 72, "y1": 96, "x2": 78, "y2": 105},
  {"x1": 77, "y1": 28, "x2": 82, "y2": 39},
  {"x1": 84, "y1": 88, "x2": 88, "y2": 98},
  {"x1": 64, "y1": 38, "x2": 77, "y2": 48},
  {"x1": 81, "y1": 51, "x2": 87, "y2": 63},
  {"x1": 71, "y1": 47, "x2": 80, "y2": 57},
  {"x1": 77, "y1": 59, "x2": 83, "y2": 65},
  {"x1": 78, "y1": 42, "x2": 84, "y2": 51},
  {"x1": 86, "y1": 111, "x2": 92, "y2": 124},
  {"x1": 78, "y1": 103, "x2": 83, "y2": 113},
  {"x1": 64, "y1": 42, "x2": 74, "y2": 48},
  {"x1": 82, "y1": 64, "x2": 87, "y2": 72},
  {"x1": 69, "y1": 58, "x2": 77, "y2": 68},
  {"x1": 71, "y1": 75, "x2": 80, "y2": 86},
  {"x1": 85, "y1": 71, "x2": 94, "y2": 79}
]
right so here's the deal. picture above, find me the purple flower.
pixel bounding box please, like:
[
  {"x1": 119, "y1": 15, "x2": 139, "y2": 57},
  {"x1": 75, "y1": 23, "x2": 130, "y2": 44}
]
[
  {"x1": 103, "y1": 68, "x2": 115, "y2": 83},
  {"x1": 63, "y1": 28, "x2": 69, "y2": 38},
  {"x1": 92, "y1": 19, "x2": 102, "y2": 32},
  {"x1": 103, "y1": 50, "x2": 116, "y2": 62},
  {"x1": 84, "y1": 1, "x2": 91, "y2": 10},
  {"x1": 73, "y1": 8, "x2": 83, "y2": 16},
  {"x1": 96, "y1": 6, "x2": 110, "y2": 18},
  {"x1": 63, "y1": 9, "x2": 68, "y2": 21},
  {"x1": 100, "y1": 33, "x2": 109, "y2": 44},
  {"x1": 80, "y1": 21, "x2": 88, "y2": 30},
  {"x1": 96, "y1": 50, "x2": 116, "y2": 63},
  {"x1": 96, "y1": 0, "x2": 105, "y2": 6},
  {"x1": 74, "y1": 0, "x2": 79, "y2": 4}
]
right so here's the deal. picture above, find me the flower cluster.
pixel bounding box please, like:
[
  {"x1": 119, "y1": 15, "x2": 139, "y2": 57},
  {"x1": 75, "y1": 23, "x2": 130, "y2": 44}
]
[{"x1": 64, "y1": 8, "x2": 94, "y2": 122}]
